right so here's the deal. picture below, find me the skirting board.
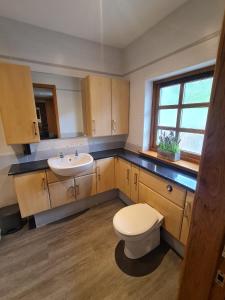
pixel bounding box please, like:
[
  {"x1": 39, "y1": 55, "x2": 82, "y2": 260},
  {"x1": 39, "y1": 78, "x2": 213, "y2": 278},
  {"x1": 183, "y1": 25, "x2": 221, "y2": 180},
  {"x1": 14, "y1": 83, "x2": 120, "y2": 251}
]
[{"x1": 34, "y1": 189, "x2": 118, "y2": 227}]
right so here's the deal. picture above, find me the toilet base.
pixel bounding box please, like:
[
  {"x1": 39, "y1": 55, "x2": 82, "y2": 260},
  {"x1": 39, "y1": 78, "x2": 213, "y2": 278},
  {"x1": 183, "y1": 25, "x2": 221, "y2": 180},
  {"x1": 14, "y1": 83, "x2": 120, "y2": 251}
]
[{"x1": 124, "y1": 228, "x2": 160, "y2": 259}]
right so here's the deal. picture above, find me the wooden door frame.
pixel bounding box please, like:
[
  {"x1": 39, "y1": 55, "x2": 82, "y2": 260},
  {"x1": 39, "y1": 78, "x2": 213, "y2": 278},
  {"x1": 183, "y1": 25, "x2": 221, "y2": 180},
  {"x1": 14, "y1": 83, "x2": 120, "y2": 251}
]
[{"x1": 178, "y1": 13, "x2": 225, "y2": 300}]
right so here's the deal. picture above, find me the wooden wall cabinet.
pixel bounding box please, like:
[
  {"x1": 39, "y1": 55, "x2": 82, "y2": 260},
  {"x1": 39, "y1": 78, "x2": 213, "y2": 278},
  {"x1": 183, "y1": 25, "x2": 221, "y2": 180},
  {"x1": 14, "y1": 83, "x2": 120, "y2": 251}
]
[
  {"x1": 180, "y1": 191, "x2": 195, "y2": 245},
  {"x1": 82, "y1": 76, "x2": 112, "y2": 136},
  {"x1": 82, "y1": 75, "x2": 129, "y2": 137},
  {"x1": 111, "y1": 79, "x2": 129, "y2": 135},
  {"x1": 115, "y1": 158, "x2": 131, "y2": 198},
  {"x1": 0, "y1": 63, "x2": 40, "y2": 144},
  {"x1": 14, "y1": 171, "x2": 50, "y2": 217},
  {"x1": 96, "y1": 157, "x2": 115, "y2": 193}
]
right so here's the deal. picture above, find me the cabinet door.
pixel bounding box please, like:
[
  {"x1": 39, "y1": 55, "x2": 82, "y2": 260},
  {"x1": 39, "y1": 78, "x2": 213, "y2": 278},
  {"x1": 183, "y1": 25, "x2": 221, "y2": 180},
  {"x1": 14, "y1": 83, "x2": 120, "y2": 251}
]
[
  {"x1": 180, "y1": 192, "x2": 195, "y2": 245},
  {"x1": 48, "y1": 179, "x2": 75, "y2": 208},
  {"x1": 131, "y1": 165, "x2": 139, "y2": 203},
  {"x1": 0, "y1": 63, "x2": 40, "y2": 144},
  {"x1": 115, "y1": 158, "x2": 131, "y2": 198},
  {"x1": 14, "y1": 171, "x2": 50, "y2": 217},
  {"x1": 75, "y1": 173, "x2": 97, "y2": 201},
  {"x1": 139, "y1": 182, "x2": 183, "y2": 239},
  {"x1": 96, "y1": 157, "x2": 115, "y2": 193},
  {"x1": 86, "y1": 76, "x2": 111, "y2": 136},
  {"x1": 112, "y1": 79, "x2": 129, "y2": 135}
]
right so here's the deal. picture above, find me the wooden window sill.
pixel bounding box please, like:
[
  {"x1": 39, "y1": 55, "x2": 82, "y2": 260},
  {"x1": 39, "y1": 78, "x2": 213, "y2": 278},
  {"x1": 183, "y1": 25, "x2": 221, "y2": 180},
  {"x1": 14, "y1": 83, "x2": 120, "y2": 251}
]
[{"x1": 140, "y1": 150, "x2": 199, "y2": 174}]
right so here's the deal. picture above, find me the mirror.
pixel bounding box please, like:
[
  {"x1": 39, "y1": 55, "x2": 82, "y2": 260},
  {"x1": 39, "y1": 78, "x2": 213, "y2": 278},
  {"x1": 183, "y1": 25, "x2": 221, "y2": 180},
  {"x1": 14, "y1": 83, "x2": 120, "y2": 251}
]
[{"x1": 32, "y1": 72, "x2": 84, "y2": 140}]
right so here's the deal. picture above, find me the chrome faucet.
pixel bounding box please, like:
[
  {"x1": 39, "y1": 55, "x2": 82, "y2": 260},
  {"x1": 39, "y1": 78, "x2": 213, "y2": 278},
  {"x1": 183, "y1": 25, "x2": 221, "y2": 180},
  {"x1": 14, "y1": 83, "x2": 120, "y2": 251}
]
[
  {"x1": 75, "y1": 149, "x2": 78, "y2": 157},
  {"x1": 59, "y1": 152, "x2": 64, "y2": 158}
]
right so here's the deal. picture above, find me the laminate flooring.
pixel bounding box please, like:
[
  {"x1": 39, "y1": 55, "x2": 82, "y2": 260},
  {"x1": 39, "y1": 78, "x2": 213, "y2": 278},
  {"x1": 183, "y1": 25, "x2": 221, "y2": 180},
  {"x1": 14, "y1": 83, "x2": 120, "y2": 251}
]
[{"x1": 0, "y1": 199, "x2": 182, "y2": 300}]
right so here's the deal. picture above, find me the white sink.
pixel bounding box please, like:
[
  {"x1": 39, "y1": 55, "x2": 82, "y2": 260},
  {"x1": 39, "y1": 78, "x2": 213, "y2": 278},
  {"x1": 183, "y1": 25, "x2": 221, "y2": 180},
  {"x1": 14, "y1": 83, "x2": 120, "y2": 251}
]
[{"x1": 47, "y1": 153, "x2": 94, "y2": 177}]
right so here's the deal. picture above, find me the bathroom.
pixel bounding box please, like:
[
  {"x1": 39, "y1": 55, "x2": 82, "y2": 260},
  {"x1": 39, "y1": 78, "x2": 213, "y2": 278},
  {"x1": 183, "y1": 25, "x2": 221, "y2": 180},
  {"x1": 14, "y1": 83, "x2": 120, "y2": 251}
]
[{"x1": 0, "y1": 0, "x2": 225, "y2": 299}]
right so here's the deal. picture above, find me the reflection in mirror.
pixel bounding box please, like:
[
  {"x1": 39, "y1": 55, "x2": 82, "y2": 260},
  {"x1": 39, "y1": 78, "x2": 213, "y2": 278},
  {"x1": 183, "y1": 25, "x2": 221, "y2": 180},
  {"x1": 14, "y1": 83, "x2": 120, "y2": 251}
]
[{"x1": 32, "y1": 72, "x2": 84, "y2": 140}]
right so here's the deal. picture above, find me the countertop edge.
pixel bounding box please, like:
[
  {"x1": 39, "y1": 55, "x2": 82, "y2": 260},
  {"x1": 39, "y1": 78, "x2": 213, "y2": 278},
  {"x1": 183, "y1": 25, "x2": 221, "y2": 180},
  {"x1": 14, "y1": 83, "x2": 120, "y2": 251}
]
[{"x1": 8, "y1": 149, "x2": 197, "y2": 192}]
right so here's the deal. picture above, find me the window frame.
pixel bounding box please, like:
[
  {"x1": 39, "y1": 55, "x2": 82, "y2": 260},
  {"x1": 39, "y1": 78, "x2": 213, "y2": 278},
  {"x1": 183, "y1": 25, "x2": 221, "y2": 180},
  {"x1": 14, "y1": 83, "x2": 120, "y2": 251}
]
[{"x1": 150, "y1": 66, "x2": 214, "y2": 163}]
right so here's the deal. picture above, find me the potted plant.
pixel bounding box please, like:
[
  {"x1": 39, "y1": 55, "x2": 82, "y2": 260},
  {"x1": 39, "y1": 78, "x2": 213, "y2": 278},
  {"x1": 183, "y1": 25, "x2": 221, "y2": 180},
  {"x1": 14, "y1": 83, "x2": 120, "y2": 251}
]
[{"x1": 157, "y1": 131, "x2": 181, "y2": 162}]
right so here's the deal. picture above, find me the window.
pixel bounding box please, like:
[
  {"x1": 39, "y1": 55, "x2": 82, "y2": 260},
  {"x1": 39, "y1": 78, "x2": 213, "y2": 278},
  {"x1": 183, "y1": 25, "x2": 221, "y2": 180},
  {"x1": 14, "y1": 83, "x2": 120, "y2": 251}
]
[{"x1": 150, "y1": 67, "x2": 214, "y2": 163}]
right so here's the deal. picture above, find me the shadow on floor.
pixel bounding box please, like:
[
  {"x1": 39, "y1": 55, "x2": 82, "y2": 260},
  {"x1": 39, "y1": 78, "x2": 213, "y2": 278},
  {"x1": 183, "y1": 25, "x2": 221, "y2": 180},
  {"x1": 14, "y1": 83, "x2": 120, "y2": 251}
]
[{"x1": 115, "y1": 240, "x2": 170, "y2": 277}]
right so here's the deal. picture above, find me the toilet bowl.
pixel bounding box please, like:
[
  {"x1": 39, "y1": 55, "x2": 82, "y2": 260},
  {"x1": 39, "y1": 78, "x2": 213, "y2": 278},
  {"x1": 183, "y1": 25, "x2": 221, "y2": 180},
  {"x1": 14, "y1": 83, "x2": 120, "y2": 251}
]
[{"x1": 113, "y1": 203, "x2": 164, "y2": 259}]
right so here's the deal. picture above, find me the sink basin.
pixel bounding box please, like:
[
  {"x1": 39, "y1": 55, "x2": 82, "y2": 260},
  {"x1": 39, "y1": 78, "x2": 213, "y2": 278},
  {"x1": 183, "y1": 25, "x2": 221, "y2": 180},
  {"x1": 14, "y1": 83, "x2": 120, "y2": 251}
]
[{"x1": 47, "y1": 153, "x2": 94, "y2": 177}]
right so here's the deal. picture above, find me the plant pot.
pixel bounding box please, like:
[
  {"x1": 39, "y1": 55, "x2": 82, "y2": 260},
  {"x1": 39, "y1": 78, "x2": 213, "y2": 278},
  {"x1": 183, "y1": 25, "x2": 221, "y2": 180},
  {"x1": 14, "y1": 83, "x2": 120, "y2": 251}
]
[{"x1": 157, "y1": 149, "x2": 181, "y2": 162}]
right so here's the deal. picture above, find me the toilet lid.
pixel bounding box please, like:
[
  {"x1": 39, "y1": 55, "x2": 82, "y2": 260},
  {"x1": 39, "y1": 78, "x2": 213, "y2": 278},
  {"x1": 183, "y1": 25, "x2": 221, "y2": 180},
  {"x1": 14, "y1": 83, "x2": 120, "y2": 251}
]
[{"x1": 113, "y1": 203, "x2": 159, "y2": 236}]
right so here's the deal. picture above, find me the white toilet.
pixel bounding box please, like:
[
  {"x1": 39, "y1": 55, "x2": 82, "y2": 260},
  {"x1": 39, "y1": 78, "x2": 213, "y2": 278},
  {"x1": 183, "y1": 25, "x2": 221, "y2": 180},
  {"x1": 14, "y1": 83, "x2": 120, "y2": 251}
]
[{"x1": 113, "y1": 203, "x2": 164, "y2": 259}]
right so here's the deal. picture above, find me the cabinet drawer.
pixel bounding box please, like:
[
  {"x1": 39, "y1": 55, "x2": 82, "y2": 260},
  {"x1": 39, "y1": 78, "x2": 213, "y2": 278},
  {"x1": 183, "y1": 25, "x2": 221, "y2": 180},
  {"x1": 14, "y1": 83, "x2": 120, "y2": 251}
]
[
  {"x1": 46, "y1": 163, "x2": 96, "y2": 183},
  {"x1": 48, "y1": 179, "x2": 75, "y2": 208},
  {"x1": 139, "y1": 182, "x2": 183, "y2": 239},
  {"x1": 139, "y1": 169, "x2": 186, "y2": 208}
]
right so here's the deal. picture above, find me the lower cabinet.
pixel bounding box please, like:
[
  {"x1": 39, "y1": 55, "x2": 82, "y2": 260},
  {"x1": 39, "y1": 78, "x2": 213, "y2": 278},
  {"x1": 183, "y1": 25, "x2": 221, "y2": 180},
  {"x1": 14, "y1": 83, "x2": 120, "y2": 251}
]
[
  {"x1": 48, "y1": 179, "x2": 75, "y2": 208},
  {"x1": 139, "y1": 182, "x2": 183, "y2": 239},
  {"x1": 13, "y1": 156, "x2": 195, "y2": 246},
  {"x1": 75, "y1": 173, "x2": 97, "y2": 201},
  {"x1": 14, "y1": 171, "x2": 50, "y2": 217},
  {"x1": 115, "y1": 158, "x2": 131, "y2": 198},
  {"x1": 180, "y1": 191, "x2": 195, "y2": 245},
  {"x1": 96, "y1": 157, "x2": 115, "y2": 193}
]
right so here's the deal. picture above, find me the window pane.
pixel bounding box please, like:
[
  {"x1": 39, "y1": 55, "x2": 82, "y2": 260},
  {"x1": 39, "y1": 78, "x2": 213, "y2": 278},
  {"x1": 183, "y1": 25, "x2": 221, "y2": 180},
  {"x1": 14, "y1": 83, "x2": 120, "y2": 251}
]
[
  {"x1": 179, "y1": 132, "x2": 204, "y2": 154},
  {"x1": 159, "y1": 84, "x2": 180, "y2": 106},
  {"x1": 180, "y1": 107, "x2": 208, "y2": 129},
  {"x1": 183, "y1": 77, "x2": 213, "y2": 104},
  {"x1": 156, "y1": 129, "x2": 176, "y2": 145},
  {"x1": 158, "y1": 109, "x2": 178, "y2": 127}
]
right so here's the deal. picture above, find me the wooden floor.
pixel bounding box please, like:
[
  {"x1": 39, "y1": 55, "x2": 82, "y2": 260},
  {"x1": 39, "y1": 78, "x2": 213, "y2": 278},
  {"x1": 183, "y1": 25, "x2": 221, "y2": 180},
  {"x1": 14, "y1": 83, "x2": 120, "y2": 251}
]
[{"x1": 0, "y1": 199, "x2": 182, "y2": 300}]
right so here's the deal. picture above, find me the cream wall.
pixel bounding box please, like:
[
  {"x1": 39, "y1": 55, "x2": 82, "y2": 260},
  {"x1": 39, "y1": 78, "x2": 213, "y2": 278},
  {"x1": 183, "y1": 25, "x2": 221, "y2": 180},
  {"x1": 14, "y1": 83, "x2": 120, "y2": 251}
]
[
  {"x1": 125, "y1": 0, "x2": 224, "y2": 151},
  {"x1": 0, "y1": 16, "x2": 123, "y2": 76}
]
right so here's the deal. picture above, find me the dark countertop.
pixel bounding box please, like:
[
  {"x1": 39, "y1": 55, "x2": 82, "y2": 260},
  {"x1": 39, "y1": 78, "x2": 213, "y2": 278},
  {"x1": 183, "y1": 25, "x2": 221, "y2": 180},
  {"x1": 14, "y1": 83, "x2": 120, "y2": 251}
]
[{"x1": 8, "y1": 148, "x2": 197, "y2": 192}]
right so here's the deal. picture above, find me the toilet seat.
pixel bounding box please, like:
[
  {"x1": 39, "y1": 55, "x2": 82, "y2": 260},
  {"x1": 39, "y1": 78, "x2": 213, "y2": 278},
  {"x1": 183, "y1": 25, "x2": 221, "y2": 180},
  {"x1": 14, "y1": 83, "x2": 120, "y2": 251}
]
[{"x1": 113, "y1": 203, "x2": 160, "y2": 236}]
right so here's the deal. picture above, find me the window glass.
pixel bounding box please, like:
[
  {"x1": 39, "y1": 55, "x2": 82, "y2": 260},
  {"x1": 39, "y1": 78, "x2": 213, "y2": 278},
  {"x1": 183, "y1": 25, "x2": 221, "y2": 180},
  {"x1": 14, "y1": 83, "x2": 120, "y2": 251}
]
[
  {"x1": 183, "y1": 78, "x2": 213, "y2": 104},
  {"x1": 156, "y1": 129, "x2": 176, "y2": 144},
  {"x1": 158, "y1": 109, "x2": 178, "y2": 127},
  {"x1": 179, "y1": 132, "x2": 204, "y2": 154},
  {"x1": 180, "y1": 107, "x2": 208, "y2": 129},
  {"x1": 159, "y1": 84, "x2": 180, "y2": 106}
]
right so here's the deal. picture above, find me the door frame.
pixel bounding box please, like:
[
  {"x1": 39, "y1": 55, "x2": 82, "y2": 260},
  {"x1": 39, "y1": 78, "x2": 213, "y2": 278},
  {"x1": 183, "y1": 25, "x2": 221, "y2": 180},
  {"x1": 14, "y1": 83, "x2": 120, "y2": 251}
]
[{"x1": 178, "y1": 12, "x2": 225, "y2": 300}]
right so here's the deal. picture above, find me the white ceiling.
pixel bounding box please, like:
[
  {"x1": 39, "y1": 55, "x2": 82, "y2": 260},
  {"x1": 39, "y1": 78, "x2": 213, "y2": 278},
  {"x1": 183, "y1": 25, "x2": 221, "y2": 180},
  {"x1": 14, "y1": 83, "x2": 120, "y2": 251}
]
[{"x1": 0, "y1": 0, "x2": 188, "y2": 48}]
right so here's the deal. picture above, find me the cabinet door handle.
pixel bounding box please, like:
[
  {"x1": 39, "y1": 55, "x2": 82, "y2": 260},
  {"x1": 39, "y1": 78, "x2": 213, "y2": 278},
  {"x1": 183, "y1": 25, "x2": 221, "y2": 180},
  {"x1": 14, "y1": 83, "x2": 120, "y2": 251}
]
[
  {"x1": 42, "y1": 177, "x2": 47, "y2": 190},
  {"x1": 134, "y1": 173, "x2": 138, "y2": 185},
  {"x1": 76, "y1": 184, "x2": 80, "y2": 195},
  {"x1": 126, "y1": 169, "x2": 130, "y2": 182},
  {"x1": 33, "y1": 122, "x2": 38, "y2": 136},
  {"x1": 92, "y1": 120, "x2": 96, "y2": 134},
  {"x1": 97, "y1": 166, "x2": 101, "y2": 181},
  {"x1": 67, "y1": 186, "x2": 74, "y2": 197},
  {"x1": 112, "y1": 120, "x2": 116, "y2": 133},
  {"x1": 167, "y1": 184, "x2": 173, "y2": 192}
]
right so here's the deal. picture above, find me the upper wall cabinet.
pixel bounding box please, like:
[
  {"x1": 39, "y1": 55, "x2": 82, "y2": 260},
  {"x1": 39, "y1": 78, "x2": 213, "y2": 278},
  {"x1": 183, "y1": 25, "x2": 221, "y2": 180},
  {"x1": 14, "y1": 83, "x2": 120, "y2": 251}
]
[
  {"x1": 82, "y1": 75, "x2": 112, "y2": 137},
  {"x1": 82, "y1": 75, "x2": 129, "y2": 137},
  {"x1": 112, "y1": 79, "x2": 129, "y2": 135},
  {"x1": 0, "y1": 63, "x2": 40, "y2": 144}
]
